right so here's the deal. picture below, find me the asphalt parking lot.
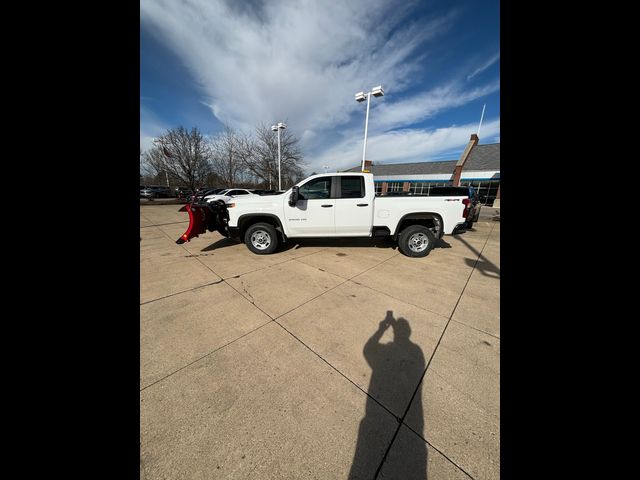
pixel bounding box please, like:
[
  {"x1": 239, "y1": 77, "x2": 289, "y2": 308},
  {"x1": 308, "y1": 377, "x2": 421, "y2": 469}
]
[{"x1": 140, "y1": 204, "x2": 500, "y2": 480}]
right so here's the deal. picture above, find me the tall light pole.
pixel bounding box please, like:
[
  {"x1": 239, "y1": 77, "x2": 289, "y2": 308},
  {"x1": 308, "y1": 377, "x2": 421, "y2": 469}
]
[
  {"x1": 355, "y1": 85, "x2": 384, "y2": 172},
  {"x1": 271, "y1": 122, "x2": 287, "y2": 191}
]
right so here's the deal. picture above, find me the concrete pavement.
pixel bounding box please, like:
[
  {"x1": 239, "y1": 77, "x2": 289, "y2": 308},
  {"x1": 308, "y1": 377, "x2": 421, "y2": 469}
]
[{"x1": 140, "y1": 204, "x2": 500, "y2": 479}]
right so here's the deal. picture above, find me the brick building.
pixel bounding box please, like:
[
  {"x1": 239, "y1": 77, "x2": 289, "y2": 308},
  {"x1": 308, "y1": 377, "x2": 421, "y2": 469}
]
[{"x1": 346, "y1": 135, "x2": 500, "y2": 206}]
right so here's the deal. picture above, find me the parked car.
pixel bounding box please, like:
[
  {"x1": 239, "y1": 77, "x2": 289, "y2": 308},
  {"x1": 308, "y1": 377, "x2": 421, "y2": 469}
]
[
  {"x1": 252, "y1": 189, "x2": 281, "y2": 195},
  {"x1": 176, "y1": 172, "x2": 471, "y2": 258},
  {"x1": 188, "y1": 188, "x2": 225, "y2": 203},
  {"x1": 202, "y1": 188, "x2": 257, "y2": 204},
  {"x1": 140, "y1": 186, "x2": 174, "y2": 199}
]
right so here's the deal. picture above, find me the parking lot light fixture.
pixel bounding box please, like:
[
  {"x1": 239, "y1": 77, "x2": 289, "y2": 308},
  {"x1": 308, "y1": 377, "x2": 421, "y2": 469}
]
[
  {"x1": 271, "y1": 122, "x2": 287, "y2": 190},
  {"x1": 355, "y1": 85, "x2": 384, "y2": 172}
]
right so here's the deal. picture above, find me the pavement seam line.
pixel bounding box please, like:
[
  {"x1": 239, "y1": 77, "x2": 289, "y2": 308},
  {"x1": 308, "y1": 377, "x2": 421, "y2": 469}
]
[
  {"x1": 345, "y1": 278, "x2": 456, "y2": 320},
  {"x1": 273, "y1": 252, "x2": 399, "y2": 320},
  {"x1": 451, "y1": 318, "x2": 501, "y2": 340},
  {"x1": 398, "y1": 423, "x2": 476, "y2": 480},
  {"x1": 373, "y1": 223, "x2": 496, "y2": 480},
  {"x1": 425, "y1": 368, "x2": 500, "y2": 421},
  {"x1": 272, "y1": 318, "x2": 401, "y2": 420},
  {"x1": 140, "y1": 319, "x2": 273, "y2": 392},
  {"x1": 212, "y1": 246, "x2": 332, "y2": 280},
  {"x1": 293, "y1": 250, "x2": 401, "y2": 281},
  {"x1": 140, "y1": 220, "x2": 189, "y2": 228},
  {"x1": 143, "y1": 232, "x2": 370, "y2": 388},
  {"x1": 150, "y1": 224, "x2": 279, "y2": 339},
  {"x1": 140, "y1": 279, "x2": 224, "y2": 306},
  {"x1": 143, "y1": 217, "x2": 497, "y2": 477},
  {"x1": 150, "y1": 221, "x2": 330, "y2": 281}
]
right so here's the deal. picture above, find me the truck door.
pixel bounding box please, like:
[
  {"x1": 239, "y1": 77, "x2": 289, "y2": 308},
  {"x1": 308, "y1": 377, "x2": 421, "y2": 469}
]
[
  {"x1": 284, "y1": 175, "x2": 336, "y2": 236},
  {"x1": 334, "y1": 175, "x2": 372, "y2": 236}
]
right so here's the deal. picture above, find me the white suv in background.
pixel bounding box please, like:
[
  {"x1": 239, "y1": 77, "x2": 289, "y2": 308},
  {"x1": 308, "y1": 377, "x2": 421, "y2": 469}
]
[{"x1": 203, "y1": 188, "x2": 257, "y2": 204}]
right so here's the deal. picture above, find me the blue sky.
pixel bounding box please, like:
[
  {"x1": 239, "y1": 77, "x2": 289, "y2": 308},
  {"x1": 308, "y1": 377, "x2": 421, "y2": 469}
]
[{"x1": 141, "y1": 0, "x2": 499, "y2": 174}]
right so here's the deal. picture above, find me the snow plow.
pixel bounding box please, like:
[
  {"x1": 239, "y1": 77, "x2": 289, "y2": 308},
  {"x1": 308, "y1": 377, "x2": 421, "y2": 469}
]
[{"x1": 175, "y1": 201, "x2": 230, "y2": 244}]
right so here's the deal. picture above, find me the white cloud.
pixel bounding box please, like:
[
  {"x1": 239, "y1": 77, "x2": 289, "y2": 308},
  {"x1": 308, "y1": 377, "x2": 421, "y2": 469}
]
[
  {"x1": 467, "y1": 52, "x2": 500, "y2": 80},
  {"x1": 140, "y1": 0, "x2": 457, "y2": 132},
  {"x1": 140, "y1": 105, "x2": 168, "y2": 151},
  {"x1": 370, "y1": 80, "x2": 500, "y2": 133},
  {"x1": 312, "y1": 119, "x2": 501, "y2": 171},
  {"x1": 140, "y1": 0, "x2": 499, "y2": 174}
]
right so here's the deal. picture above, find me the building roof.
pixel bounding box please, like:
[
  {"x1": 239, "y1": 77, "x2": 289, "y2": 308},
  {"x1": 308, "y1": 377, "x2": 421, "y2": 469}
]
[
  {"x1": 343, "y1": 142, "x2": 500, "y2": 175},
  {"x1": 345, "y1": 160, "x2": 457, "y2": 175},
  {"x1": 464, "y1": 143, "x2": 500, "y2": 171}
]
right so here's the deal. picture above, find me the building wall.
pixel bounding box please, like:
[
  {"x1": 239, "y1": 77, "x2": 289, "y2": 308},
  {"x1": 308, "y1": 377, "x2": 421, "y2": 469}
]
[{"x1": 374, "y1": 177, "x2": 500, "y2": 206}]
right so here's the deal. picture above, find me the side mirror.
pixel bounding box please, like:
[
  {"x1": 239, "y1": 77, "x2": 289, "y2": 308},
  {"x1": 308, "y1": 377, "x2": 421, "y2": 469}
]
[{"x1": 289, "y1": 186, "x2": 299, "y2": 206}]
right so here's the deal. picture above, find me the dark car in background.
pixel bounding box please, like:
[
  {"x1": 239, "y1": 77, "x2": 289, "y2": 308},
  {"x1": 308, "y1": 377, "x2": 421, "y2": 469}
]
[{"x1": 140, "y1": 185, "x2": 174, "y2": 199}]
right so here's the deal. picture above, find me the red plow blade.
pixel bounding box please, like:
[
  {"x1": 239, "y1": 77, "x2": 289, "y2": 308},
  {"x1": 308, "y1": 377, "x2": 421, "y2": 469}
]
[{"x1": 176, "y1": 203, "x2": 211, "y2": 244}]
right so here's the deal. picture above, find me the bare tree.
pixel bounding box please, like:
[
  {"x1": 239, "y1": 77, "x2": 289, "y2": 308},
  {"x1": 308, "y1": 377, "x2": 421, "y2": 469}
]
[
  {"x1": 141, "y1": 126, "x2": 212, "y2": 191},
  {"x1": 209, "y1": 125, "x2": 248, "y2": 188},
  {"x1": 243, "y1": 123, "x2": 305, "y2": 190}
]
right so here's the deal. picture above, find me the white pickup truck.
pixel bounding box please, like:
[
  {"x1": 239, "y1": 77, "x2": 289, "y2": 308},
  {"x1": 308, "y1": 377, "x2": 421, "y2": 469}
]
[{"x1": 177, "y1": 172, "x2": 472, "y2": 257}]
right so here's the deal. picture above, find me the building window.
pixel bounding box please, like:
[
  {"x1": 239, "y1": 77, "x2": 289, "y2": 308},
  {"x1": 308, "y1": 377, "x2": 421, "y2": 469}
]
[
  {"x1": 409, "y1": 182, "x2": 428, "y2": 195},
  {"x1": 460, "y1": 180, "x2": 500, "y2": 205},
  {"x1": 386, "y1": 182, "x2": 403, "y2": 193}
]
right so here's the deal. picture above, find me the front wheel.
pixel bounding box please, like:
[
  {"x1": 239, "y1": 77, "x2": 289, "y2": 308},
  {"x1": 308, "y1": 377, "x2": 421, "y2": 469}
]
[
  {"x1": 244, "y1": 223, "x2": 279, "y2": 255},
  {"x1": 397, "y1": 225, "x2": 436, "y2": 258}
]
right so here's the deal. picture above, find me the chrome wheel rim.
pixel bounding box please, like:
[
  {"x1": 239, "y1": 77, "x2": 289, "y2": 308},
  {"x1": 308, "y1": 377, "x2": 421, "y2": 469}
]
[
  {"x1": 408, "y1": 232, "x2": 429, "y2": 253},
  {"x1": 250, "y1": 230, "x2": 271, "y2": 250}
]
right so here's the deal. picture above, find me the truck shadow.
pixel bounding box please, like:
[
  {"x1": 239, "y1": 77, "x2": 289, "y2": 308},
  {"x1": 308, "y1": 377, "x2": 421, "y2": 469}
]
[
  {"x1": 200, "y1": 236, "x2": 453, "y2": 254},
  {"x1": 200, "y1": 237, "x2": 240, "y2": 251},
  {"x1": 282, "y1": 237, "x2": 397, "y2": 251},
  {"x1": 349, "y1": 311, "x2": 427, "y2": 479}
]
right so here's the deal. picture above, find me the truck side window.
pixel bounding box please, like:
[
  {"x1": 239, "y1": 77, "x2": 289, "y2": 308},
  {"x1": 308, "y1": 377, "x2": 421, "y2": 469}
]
[
  {"x1": 298, "y1": 177, "x2": 332, "y2": 200},
  {"x1": 340, "y1": 176, "x2": 365, "y2": 198}
]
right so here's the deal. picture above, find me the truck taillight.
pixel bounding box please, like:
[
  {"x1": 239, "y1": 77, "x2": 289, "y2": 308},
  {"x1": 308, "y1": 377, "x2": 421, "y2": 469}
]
[{"x1": 462, "y1": 198, "x2": 470, "y2": 218}]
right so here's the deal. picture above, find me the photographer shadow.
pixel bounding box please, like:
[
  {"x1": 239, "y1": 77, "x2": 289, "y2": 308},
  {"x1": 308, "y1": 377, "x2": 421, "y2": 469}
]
[{"x1": 349, "y1": 311, "x2": 427, "y2": 479}]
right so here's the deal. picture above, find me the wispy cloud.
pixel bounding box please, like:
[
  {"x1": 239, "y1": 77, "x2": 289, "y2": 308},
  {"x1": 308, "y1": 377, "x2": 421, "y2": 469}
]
[
  {"x1": 140, "y1": 0, "x2": 457, "y2": 131},
  {"x1": 141, "y1": 0, "x2": 499, "y2": 173},
  {"x1": 467, "y1": 52, "x2": 500, "y2": 80},
  {"x1": 140, "y1": 105, "x2": 168, "y2": 151},
  {"x1": 370, "y1": 79, "x2": 500, "y2": 133},
  {"x1": 313, "y1": 119, "x2": 501, "y2": 171}
]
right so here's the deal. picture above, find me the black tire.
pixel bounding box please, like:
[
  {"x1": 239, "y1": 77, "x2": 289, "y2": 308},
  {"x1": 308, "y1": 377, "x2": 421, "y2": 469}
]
[
  {"x1": 397, "y1": 225, "x2": 436, "y2": 258},
  {"x1": 244, "y1": 222, "x2": 279, "y2": 255}
]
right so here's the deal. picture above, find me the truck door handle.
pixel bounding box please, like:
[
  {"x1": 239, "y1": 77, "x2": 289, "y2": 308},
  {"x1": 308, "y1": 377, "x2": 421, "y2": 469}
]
[
  {"x1": 357, "y1": 203, "x2": 369, "y2": 207},
  {"x1": 321, "y1": 204, "x2": 333, "y2": 208}
]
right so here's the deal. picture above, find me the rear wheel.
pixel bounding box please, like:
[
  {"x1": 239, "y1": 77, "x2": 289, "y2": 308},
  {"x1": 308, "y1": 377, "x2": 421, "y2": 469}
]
[
  {"x1": 397, "y1": 225, "x2": 436, "y2": 258},
  {"x1": 244, "y1": 223, "x2": 279, "y2": 255}
]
